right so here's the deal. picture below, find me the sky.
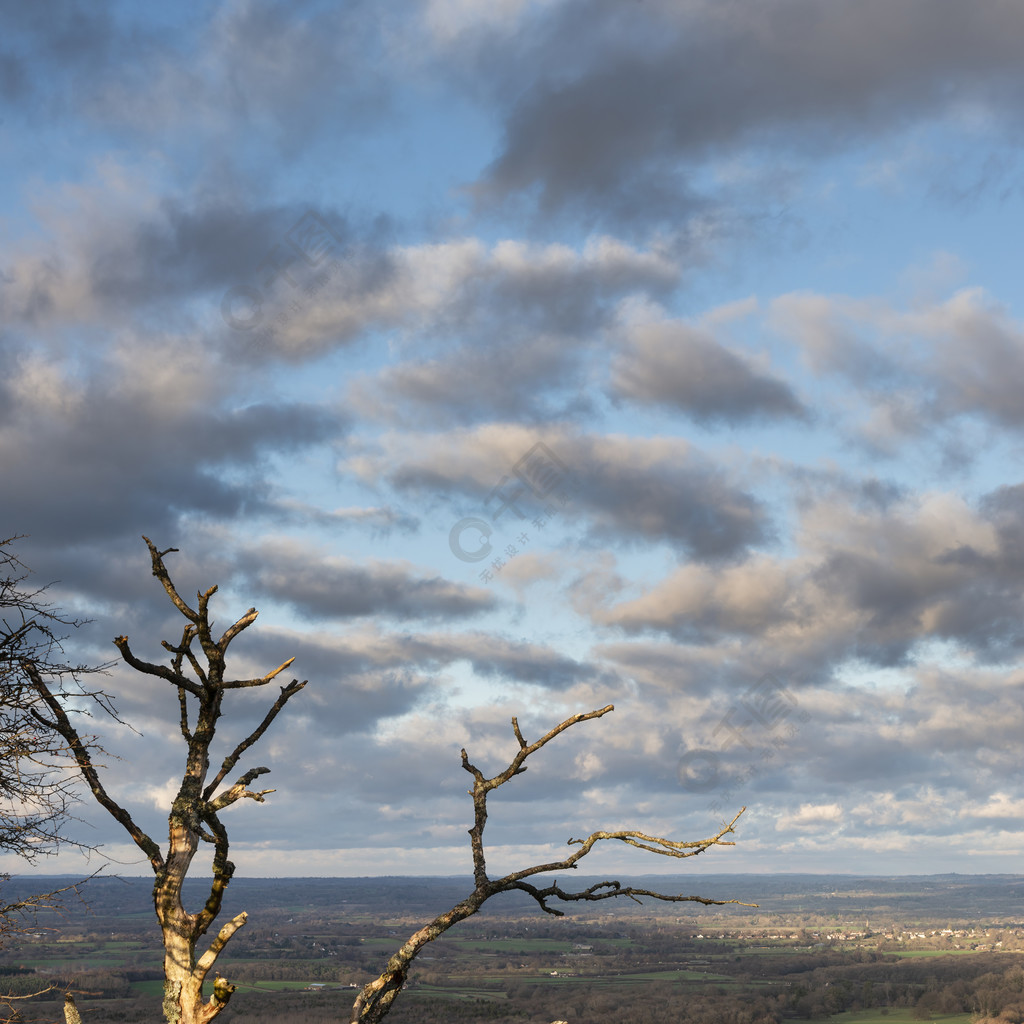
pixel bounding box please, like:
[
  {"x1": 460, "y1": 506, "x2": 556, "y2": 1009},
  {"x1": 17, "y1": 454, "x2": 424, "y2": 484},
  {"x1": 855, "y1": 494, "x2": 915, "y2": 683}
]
[{"x1": 3, "y1": 0, "x2": 1024, "y2": 884}]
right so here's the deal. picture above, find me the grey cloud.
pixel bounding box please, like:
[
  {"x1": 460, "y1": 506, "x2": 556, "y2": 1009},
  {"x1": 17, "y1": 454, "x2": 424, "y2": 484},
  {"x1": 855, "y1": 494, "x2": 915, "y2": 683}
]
[
  {"x1": 0, "y1": 190, "x2": 391, "y2": 333},
  {"x1": 275, "y1": 669, "x2": 428, "y2": 746},
  {"x1": 473, "y1": 0, "x2": 1024, "y2": 223},
  {"x1": 264, "y1": 500, "x2": 421, "y2": 536},
  {"x1": 928, "y1": 298, "x2": 1024, "y2": 429},
  {"x1": 0, "y1": 0, "x2": 121, "y2": 107},
  {"x1": 234, "y1": 545, "x2": 496, "y2": 623},
  {"x1": 773, "y1": 289, "x2": 1024, "y2": 449},
  {"x1": 443, "y1": 241, "x2": 679, "y2": 337},
  {"x1": 446, "y1": 634, "x2": 594, "y2": 691},
  {"x1": 805, "y1": 732, "x2": 936, "y2": 787},
  {"x1": 980, "y1": 483, "x2": 1024, "y2": 564},
  {"x1": 578, "y1": 443, "x2": 769, "y2": 560},
  {"x1": 1, "y1": 0, "x2": 391, "y2": 148},
  {"x1": 784, "y1": 672, "x2": 1024, "y2": 800},
  {"x1": 359, "y1": 337, "x2": 593, "y2": 427},
  {"x1": 785, "y1": 465, "x2": 908, "y2": 515},
  {"x1": 97, "y1": 198, "x2": 390, "y2": 323},
  {"x1": 768, "y1": 293, "x2": 909, "y2": 388},
  {"x1": 597, "y1": 561, "x2": 796, "y2": 645},
  {"x1": 352, "y1": 237, "x2": 679, "y2": 426},
  {"x1": 809, "y1": 491, "x2": 1024, "y2": 664},
  {"x1": 600, "y1": 479, "x2": 1024, "y2": 665},
  {"x1": 594, "y1": 641, "x2": 748, "y2": 700},
  {"x1": 0, "y1": 53, "x2": 27, "y2": 102},
  {"x1": 93, "y1": 201, "x2": 339, "y2": 303},
  {"x1": 0, "y1": 373, "x2": 339, "y2": 548},
  {"x1": 278, "y1": 629, "x2": 595, "y2": 700},
  {"x1": 380, "y1": 431, "x2": 771, "y2": 561},
  {"x1": 610, "y1": 321, "x2": 807, "y2": 425},
  {"x1": 188, "y1": 0, "x2": 391, "y2": 146}
]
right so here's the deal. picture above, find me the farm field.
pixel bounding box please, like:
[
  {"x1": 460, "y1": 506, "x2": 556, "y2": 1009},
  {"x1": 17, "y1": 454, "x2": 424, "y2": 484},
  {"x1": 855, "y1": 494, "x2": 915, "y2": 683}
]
[{"x1": 1, "y1": 875, "x2": 1024, "y2": 1022}]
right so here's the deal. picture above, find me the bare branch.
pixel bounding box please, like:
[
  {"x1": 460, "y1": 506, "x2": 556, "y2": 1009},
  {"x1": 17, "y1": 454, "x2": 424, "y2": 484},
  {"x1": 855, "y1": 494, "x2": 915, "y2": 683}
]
[
  {"x1": 203, "y1": 679, "x2": 305, "y2": 799},
  {"x1": 566, "y1": 807, "x2": 746, "y2": 859},
  {"x1": 196, "y1": 911, "x2": 248, "y2": 978},
  {"x1": 216, "y1": 608, "x2": 258, "y2": 649},
  {"x1": 483, "y1": 705, "x2": 614, "y2": 791},
  {"x1": 113, "y1": 635, "x2": 203, "y2": 696},
  {"x1": 23, "y1": 660, "x2": 165, "y2": 871},
  {"x1": 220, "y1": 661, "x2": 301, "y2": 689},
  {"x1": 177, "y1": 684, "x2": 192, "y2": 741},
  {"x1": 488, "y1": 809, "x2": 748, "y2": 896},
  {"x1": 141, "y1": 536, "x2": 196, "y2": 622},
  {"x1": 511, "y1": 716, "x2": 527, "y2": 749},
  {"x1": 207, "y1": 767, "x2": 275, "y2": 811},
  {"x1": 194, "y1": 584, "x2": 222, "y2": 668},
  {"x1": 512, "y1": 878, "x2": 757, "y2": 916},
  {"x1": 161, "y1": 623, "x2": 207, "y2": 687},
  {"x1": 351, "y1": 707, "x2": 750, "y2": 1024}
]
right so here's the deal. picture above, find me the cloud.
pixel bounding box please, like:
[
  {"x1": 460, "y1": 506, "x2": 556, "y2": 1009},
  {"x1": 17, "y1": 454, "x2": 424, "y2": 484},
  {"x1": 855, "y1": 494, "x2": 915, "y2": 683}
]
[
  {"x1": 357, "y1": 334, "x2": 593, "y2": 426},
  {"x1": 472, "y1": 0, "x2": 1024, "y2": 224},
  {"x1": 346, "y1": 236, "x2": 680, "y2": 424},
  {"x1": 776, "y1": 803, "x2": 843, "y2": 831},
  {"x1": 597, "y1": 556, "x2": 800, "y2": 642},
  {"x1": 0, "y1": 169, "x2": 395, "y2": 352},
  {"x1": 0, "y1": 335, "x2": 339, "y2": 547},
  {"x1": 596, "y1": 479, "x2": 1024, "y2": 666},
  {"x1": 234, "y1": 539, "x2": 496, "y2": 622},
  {"x1": 0, "y1": 1, "x2": 123, "y2": 107},
  {"x1": 2, "y1": 0, "x2": 391, "y2": 148},
  {"x1": 771, "y1": 286, "x2": 1024, "y2": 448},
  {"x1": 610, "y1": 317, "x2": 807, "y2": 425},
  {"x1": 351, "y1": 425, "x2": 771, "y2": 560}
]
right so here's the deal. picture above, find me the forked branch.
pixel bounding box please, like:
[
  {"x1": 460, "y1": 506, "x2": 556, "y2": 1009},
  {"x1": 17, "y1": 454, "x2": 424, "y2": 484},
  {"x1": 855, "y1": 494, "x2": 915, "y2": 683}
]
[{"x1": 351, "y1": 706, "x2": 752, "y2": 1024}]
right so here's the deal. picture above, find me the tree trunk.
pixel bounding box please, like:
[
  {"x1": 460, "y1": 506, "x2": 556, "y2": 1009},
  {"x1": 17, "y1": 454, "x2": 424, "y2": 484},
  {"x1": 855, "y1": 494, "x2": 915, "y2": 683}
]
[
  {"x1": 162, "y1": 952, "x2": 236, "y2": 1024},
  {"x1": 63, "y1": 993, "x2": 82, "y2": 1024},
  {"x1": 159, "y1": 898, "x2": 244, "y2": 1024}
]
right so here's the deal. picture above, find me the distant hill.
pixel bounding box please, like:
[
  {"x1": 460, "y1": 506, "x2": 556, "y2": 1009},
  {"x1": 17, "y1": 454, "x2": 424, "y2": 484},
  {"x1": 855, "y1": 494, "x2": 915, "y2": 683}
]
[{"x1": 7, "y1": 873, "x2": 1024, "y2": 924}]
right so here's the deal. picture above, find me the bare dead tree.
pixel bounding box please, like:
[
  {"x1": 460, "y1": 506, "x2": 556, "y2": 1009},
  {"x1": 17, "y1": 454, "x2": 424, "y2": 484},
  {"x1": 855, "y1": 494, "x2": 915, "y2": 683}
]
[
  {"x1": 350, "y1": 706, "x2": 751, "y2": 1024},
  {"x1": 24, "y1": 537, "x2": 306, "y2": 1024}
]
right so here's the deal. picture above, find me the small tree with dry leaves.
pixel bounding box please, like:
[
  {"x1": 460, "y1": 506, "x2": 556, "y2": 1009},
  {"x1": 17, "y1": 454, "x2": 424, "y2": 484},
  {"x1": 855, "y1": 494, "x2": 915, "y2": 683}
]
[
  {"x1": 0, "y1": 535, "x2": 106, "y2": 868},
  {"x1": 0, "y1": 535, "x2": 112, "y2": 1024},
  {"x1": 24, "y1": 537, "x2": 306, "y2": 1024},
  {"x1": 350, "y1": 706, "x2": 750, "y2": 1024}
]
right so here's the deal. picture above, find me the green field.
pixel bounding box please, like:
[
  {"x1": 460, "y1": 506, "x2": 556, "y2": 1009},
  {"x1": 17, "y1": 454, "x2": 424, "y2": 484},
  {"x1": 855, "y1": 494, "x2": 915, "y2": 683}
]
[{"x1": 447, "y1": 937, "x2": 579, "y2": 953}]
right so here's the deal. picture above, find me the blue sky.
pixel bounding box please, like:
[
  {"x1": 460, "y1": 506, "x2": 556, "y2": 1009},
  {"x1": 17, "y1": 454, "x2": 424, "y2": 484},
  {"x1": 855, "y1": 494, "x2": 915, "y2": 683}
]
[{"x1": 5, "y1": 0, "x2": 1024, "y2": 881}]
